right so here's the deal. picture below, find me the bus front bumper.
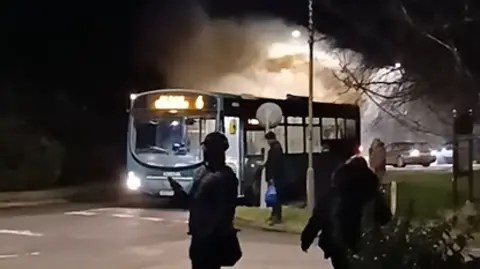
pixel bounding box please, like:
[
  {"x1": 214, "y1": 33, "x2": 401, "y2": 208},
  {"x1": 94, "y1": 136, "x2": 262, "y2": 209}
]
[{"x1": 124, "y1": 172, "x2": 191, "y2": 197}]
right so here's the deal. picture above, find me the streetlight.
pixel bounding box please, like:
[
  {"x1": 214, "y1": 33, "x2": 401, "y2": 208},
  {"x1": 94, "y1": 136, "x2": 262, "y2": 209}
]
[
  {"x1": 291, "y1": 29, "x2": 301, "y2": 38},
  {"x1": 306, "y1": 0, "x2": 315, "y2": 212}
]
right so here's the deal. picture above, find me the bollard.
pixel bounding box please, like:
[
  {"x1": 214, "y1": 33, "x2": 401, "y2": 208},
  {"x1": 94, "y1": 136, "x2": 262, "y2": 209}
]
[{"x1": 390, "y1": 181, "x2": 397, "y2": 215}]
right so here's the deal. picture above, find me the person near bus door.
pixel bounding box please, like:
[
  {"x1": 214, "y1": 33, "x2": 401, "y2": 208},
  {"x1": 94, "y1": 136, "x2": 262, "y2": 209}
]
[
  {"x1": 167, "y1": 132, "x2": 242, "y2": 269},
  {"x1": 262, "y1": 131, "x2": 286, "y2": 225},
  {"x1": 368, "y1": 138, "x2": 386, "y2": 182}
]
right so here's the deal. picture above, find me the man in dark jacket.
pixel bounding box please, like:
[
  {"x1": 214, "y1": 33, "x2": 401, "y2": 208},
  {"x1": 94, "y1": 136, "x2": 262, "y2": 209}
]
[
  {"x1": 263, "y1": 131, "x2": 286, "y2": 225},
  {"x1": 300, "y1": 156, "x2": 392, "y2": 269},
  {"x1": 168, "y1": 132, "x2": 241, "y2": 269}
]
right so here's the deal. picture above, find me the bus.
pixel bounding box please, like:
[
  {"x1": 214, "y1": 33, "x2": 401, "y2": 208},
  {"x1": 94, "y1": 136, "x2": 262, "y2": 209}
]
[{"x1": 125, "y1": 89, "x2": 360, "y2": 205}]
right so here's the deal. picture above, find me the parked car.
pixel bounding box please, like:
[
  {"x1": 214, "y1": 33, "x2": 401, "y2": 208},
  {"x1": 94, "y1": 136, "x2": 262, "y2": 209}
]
[
  {"x1": 436, "y1": 138, "x2": 480, "y2": 164},
  {"x1": 385, "y1": 141, "x2": 437, "y2": 167}
]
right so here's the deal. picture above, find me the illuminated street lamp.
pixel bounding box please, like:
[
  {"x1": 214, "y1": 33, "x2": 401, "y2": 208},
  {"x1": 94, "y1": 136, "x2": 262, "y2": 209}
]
[{"x1": 291, "y1": 29, "x2": 301, "y2": 38}]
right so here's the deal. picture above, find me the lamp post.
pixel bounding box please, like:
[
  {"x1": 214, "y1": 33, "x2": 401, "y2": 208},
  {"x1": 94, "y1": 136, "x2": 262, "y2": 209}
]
[{"x1": 306, "y1": 0, "x2": 315, "y2": 212}]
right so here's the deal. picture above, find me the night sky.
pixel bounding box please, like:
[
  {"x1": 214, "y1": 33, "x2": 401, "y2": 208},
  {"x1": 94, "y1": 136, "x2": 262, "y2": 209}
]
[
  {"x1": 0, "y1": 1, "x2": 389, "y2": 104},
  {"x1": 1, "y1": 0, "x2": 478, "y2": 115}
]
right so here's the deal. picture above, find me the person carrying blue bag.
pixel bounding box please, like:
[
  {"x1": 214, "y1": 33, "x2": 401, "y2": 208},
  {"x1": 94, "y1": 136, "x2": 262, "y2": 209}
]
[
  {"x1": 265, "y1": 183, "x2": 277, "y2": 207},
  {"x1": 260, "y1": 131, "x2": 286, "y2": 225}
]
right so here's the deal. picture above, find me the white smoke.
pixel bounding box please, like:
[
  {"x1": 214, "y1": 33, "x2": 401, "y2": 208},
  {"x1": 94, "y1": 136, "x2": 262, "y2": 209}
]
[
  {"x1": 137, "y1": 2, "x2": 445, "y2": 148},
  {"x1": 157, "y1": 16, "x2": 361, "y2": 104}
]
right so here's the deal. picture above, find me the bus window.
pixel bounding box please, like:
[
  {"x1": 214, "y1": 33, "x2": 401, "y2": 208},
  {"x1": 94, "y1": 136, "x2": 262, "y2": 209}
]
[
  {"x1": 322, "y1": 118, "x2": 336, "y2": 140},
  {"x1": 287, "y1": 126, "x2": 304, "y2": 153},
  {"x1": 272, "y1": 125, "x2": 286, "y2": 150},
  {"x1": 306, "y1": 126, "x2": 322, "y2": 153},
  {"x1": 246, "y1": 130, "x2": 265, "y2": 155},
  {"x1": 336, "y1": 118, "x2": 345, "y2": 139},
  {"x1": 200, "y1": 119, "x2": 216, "y2": 141},
  {"x1": 346, "y1": 119, "x2": 356, "y2": 138},
  {"x1": 287, "y1": 117, "x2": 303, "y2": 124},
  {"x1": 305, "y1": 117, "x2": 320, "y2": 125}
]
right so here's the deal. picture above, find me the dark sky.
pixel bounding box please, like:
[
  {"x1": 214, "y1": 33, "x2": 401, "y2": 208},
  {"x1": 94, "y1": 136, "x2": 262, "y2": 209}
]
[
  {"x1": 0, "y1": 0, "x2": 387, "y2": 97},
  {"x1": 2, "y1": 0, "x2": 471, "y2": 111}
]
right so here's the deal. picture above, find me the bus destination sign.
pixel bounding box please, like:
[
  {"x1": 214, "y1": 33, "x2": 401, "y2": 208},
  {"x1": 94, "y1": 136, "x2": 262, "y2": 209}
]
[{"x1": 152, "y1": 95, "x2": 205, "y2": 110}]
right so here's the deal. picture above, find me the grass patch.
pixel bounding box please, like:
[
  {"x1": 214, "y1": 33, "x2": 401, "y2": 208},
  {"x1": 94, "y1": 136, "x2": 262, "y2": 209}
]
[
  {"x1": 384, "y1": 171, "x2": 480, "y2": 219},
  {"x1": 235, "y1": 206, "x2": 309, "y2": 233}
]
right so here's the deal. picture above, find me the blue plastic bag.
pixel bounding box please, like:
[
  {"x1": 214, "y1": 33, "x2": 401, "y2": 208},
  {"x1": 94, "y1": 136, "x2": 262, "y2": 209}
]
[{"x1": 265, "y1": 184, "x2": 277, "y2": 207}]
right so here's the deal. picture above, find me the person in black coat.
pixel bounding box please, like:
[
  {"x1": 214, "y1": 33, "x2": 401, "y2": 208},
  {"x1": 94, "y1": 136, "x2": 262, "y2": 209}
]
[
  {"x1": 300, "y1": 156, "x2": 392, "y2": 269},
  {"x1": 262, "y1": 131, "x2": 286, "y2": 225},
  {"x1": 168, "y1": 132, "x2": 241, "y2": 269}
]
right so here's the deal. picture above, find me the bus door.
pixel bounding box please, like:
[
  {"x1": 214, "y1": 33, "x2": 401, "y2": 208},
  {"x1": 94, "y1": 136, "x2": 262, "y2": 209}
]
[{"x1": 224, "y1": 116, "x2": 243, "y2": 196}]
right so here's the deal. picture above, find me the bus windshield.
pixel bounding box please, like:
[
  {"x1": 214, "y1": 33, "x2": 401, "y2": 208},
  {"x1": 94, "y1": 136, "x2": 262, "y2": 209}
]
[{"x1": 131, "y1": 115, "x2": 216, "y2": 168}]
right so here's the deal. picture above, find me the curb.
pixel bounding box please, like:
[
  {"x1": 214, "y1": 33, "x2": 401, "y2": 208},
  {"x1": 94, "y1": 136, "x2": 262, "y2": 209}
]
[
  {"x1": 234, "y1": 218, "x2": 302, "y2": 234},
  {"x1": 0, "y1": 199, "x2": 67, "y2": 209}
]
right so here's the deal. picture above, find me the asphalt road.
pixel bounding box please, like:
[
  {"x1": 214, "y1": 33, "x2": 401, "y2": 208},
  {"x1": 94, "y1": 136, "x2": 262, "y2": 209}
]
[
  {"x1": 387, "y1": 163, "x2": 480, "y2": 172},
  {"x1": 0, "y1": 203, "x2": 328, "y2": 269}
]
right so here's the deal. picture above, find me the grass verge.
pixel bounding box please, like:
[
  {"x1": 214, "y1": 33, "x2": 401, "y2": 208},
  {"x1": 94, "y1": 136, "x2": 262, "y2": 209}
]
[
  {"x1": 385, "y1": 170, "x2": 480, "y2": 219},
  {"x1": 235, "y1": 170, "x2": 480, "y2": 247}
]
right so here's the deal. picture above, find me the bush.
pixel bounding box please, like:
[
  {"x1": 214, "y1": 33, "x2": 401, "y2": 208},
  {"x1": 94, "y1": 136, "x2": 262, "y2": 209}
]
[
  {"x1": 0, "y1": 117, "x2": 64, "y2": 191},
  {"x1": 351, "y1": 203, "x2": 479, "y2": 269}
]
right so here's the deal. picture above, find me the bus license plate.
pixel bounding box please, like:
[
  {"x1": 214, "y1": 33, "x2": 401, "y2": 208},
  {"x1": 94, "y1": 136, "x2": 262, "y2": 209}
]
[{"x1": 159, "y1": 190, "x2": 174, "y2": 196}]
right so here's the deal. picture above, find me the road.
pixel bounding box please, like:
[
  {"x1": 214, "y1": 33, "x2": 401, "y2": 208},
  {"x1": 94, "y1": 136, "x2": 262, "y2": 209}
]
[
  {"x1": 0, "y1": 203, "x2": 328, "y2": 269},
  {"x1": 387, "y1": 163, "x2": 480, "y2": 172}
]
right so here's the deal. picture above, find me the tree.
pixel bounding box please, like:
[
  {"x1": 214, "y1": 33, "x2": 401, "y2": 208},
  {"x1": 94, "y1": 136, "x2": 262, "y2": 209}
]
[{"x1": 316, "y1": 0, "x2": 480, "y2": 137}]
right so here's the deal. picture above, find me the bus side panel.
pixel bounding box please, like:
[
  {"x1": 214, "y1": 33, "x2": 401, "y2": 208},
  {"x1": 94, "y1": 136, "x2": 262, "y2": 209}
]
[{"x1": 241, "y1": 153, "x2": 349, "y2": 206}]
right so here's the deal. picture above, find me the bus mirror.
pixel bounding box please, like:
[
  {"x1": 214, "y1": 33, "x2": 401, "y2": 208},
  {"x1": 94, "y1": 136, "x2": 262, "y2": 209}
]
[
  {"x1": 185, "y1": 118, "x2": 195, "y2": 125},
  {"x1": 260, "y1": 147, "x2": 265, "y2": 157}
]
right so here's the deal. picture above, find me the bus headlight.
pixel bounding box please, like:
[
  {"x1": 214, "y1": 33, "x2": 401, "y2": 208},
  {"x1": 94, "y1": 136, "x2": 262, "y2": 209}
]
[{"x1": 126, "y1": 171, "x2": 141, "y2": 191}]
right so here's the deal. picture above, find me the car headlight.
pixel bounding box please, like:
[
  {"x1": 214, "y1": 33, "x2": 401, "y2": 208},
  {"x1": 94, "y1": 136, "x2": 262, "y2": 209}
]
[
  {"x1": 409, "y1": 149, "x2": 420, "y2": 157},
  {"x1": 430, "y1": 150, "x2": 438, "y2": 156},
  {"x1": 126, "y1": 171, "x2": 141, "y2": 191}
]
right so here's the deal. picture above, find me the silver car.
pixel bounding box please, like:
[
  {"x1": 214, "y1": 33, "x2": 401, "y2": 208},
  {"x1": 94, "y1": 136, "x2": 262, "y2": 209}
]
[{"x1": 386, "y1": 142, "x2": 437, "y2": 167}]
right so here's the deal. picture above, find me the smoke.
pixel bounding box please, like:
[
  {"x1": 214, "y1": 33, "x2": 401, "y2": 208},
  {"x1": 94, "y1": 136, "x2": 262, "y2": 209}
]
[
  {"x1": 144, "y1": 4, "x2": 361, "y2": 103},
  {"x1": 136, "y1": 2, "x2": 447, "y2": 147}
]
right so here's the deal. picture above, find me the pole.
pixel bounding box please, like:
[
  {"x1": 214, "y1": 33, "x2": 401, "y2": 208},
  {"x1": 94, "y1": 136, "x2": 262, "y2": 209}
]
[
  {"x1": 467, "y1": 109, "x2": 474, "y2": 202},
  {"x1": 260, "y1": 113, "x2": 271, "y2": 209},
  {"x1": 452, "y1": 109, "x2": 458, "y2": 207},
  {"x1": 306, "y1": 0, "x2": 315, "y2": 212}
]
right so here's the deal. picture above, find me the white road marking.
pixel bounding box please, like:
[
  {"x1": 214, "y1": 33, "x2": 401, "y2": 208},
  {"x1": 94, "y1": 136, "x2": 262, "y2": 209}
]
[
  {"x1": 111, "y1": 214, "x2": 134, "y2": 219},
  {"x1": 0, "y1": 229, "x2": 43, "y2": 237},
  {"x1": 0, "y1": 254, "x2": 19, "y2": 259},
  {"x1": 0, "y1": 252, "x2": 41, "y2": 260},
  {"x1": 139, "y1": 217, "x2": 164, "y2": 222},
  {"x1": 64, "y1": 211, "x2": 96, "y2": 216}
]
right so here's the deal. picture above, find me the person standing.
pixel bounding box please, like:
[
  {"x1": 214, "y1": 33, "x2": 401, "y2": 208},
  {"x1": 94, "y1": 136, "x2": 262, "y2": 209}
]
[
  {"x1": 263, "y1": 131, "x2": 286, "y2": 225},
  {"x1": 168, "y1": 132, "x2": 242, "y2": 269},
  {"x1": 300, "y1": 156, "x2": 392, "y2": 269},
  {"x1": 368, "y1": 138, "x2": 386, "y2": 182}
]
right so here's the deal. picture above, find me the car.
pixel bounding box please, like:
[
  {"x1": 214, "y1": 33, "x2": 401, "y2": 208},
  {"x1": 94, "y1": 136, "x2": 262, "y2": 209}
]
[
  {"x1": 437, "y1": 142, "x2": 453, "y2": 164},
  {"x1": 436, "y1": 138, "x2": 480, "y2": 164},
  {"x1": 385, "y1": 142, "x2": 437, "y2": 167}
]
